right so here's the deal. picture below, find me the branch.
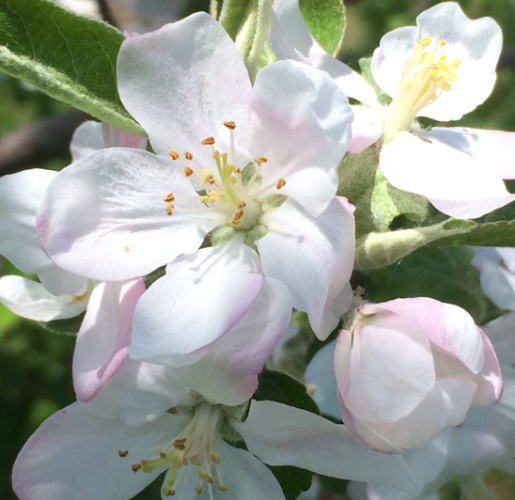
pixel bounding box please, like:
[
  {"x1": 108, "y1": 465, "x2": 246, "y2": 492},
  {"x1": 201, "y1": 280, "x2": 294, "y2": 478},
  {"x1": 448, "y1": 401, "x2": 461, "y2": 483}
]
[{"x1": 0, "y1": 109, "x2": 89, "y2": 177}]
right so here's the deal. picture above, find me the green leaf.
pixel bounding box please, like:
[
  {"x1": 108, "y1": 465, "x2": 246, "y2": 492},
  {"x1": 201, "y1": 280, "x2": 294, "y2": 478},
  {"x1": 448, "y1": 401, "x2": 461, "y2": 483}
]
[
  {"x1": 268, "y1": 465, "x2": 314, "y2": 500},
  {"x1": 38, "y1": 312, "x2": 85, "y2": 336},
  {"x1": 253, "y1": 368, "x2": 320, "y2": 415},
  {"x1": 431, "y1": 219, "x2": 515, "y2": 247},
  {"x1": 365, "y1": 246, "x2": 503, "y2": 324},
  {"x1": 299, "y1": 0, "x2": 345, "y2": 56},
  {"x1": 0, "y1": 0, "x2": 144, "y2": 134}
]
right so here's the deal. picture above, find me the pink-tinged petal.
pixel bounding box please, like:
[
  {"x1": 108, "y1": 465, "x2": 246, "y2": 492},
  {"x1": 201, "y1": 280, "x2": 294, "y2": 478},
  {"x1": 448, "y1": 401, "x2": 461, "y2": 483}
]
[
  {"x1": 380, "y1": 133, "x2": 515, "y2": 219},
  {"x1": 269, "y1": 0, "x2": 379, "y2": 108},
  {"x1": 483, "y1": 312, "x2": 515, "y2": 366},
  {"x1": 338, "y1": 312, "x2": 435, "y2": 423},
  {"x1": 70, "y1": 121, "x2": 105, "y2": 161},
  {"x1": 372, "y1": 3, "x2": 502, "y2": 121},
  {"x1": 364, "y1": 298, "x2": 484, "y2": 374},
  {"x1": 233, "y1": 401, "x2": 416, "y2": 491},
  {"x1": 12, "y1": 402, "x2": 189, "y2": 500},
  {"x1": 38, "y1": 148, "x2": 222, "y2": 281},
  {"x1": 102, "y1": 122, "x2": 147, "y2": 149},
  {"x1": 216, "y1": 439, "x2": 286, "y2": 500},
  {"x1": 424, "y1": 127, "x2": 515, "y2": 180},
  {"x1": 349, "y1": 106, "x2": 383, "y2": 154},
  {"x1": 366, "y1": 378, "x2": 476, "y2": 450},
  {"x1": 73, "y1": 278, "x2": 146, "y2": 403},
  {"x1": 81, "y1": 358, "x2": 195, "y2": 426},
  {"x1": 168, "y1": 278, "x2": 292, "y2": 406},
  {"x1": 117, "y1": 12, "x2": 252, "y2": 168},
  {"x1": 0, "y1": 169, "x2": 87, "y2": 295},
  {"x1": 305, "y1": 341, "x2": 341, "y2": 419},
  {"x1": 130, "y1": 235, "x2": 264, "y2": 363},
  {"x1": 249, "y1": 60, "x2": 352, "y2": 217},
  {"x1": 0, "y1": 275, "x2": 89, "y2": 321},
  {"x1": 257, "y1": 197, "x2": 355, "y2": 340}
]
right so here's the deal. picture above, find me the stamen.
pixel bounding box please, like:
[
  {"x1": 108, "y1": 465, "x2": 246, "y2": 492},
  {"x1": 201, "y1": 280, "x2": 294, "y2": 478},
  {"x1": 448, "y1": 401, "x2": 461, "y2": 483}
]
[
  {"x1": 168, "y1": 150, "x2": 180, "y2": 160},
  {"x1": 163, "y1": 488, "x2": 176, "y2": 496},
  {"x1": 182, "y1": 167, "x2": 194, "y2": 178},
  {"x1": 420, "y1": 36, "x2": 432, "y2": 47},
  {"x1": 173, "y1": 438, "x2": 187, "y2": 450},
  {"x1": 276, "y1": 178, "x2": 286, "y2": 190},
  {"x1": 198, "y1": 468, "x2": 211, "y2": 481},
  {"x1": 118, "y1": 450, "x2": 129, "y2": 458},
  {"x1": 209, "y1": 452, "x2": 221, "y2": 464},
  {"x1": 159, "y1": 451, "x2": 168, "y2": 459},
  {"x1": 132, "y1": 463, "x2": 142, "y2": 473},
  {"x1": 201, "y1": 137, "x2": 215, "y2": 145},
  {"x1": 184, "y1": 152, "x2": 194, "y2": 160},
  {"x1": 218, "y1": 484, "x2": 229, "y2": 493},
  {"x1": 196, "y1": 486, "x2": 204, "y2": 495},
  {"x1": 438, "y1": 39, "x2": 446, "y2": 47},
  {"x1": 190, "y1": 455, "x2": 201, "y2": 466},
  {"x1": 163, "y1": 193, "x2": 175, "y2": 202},
  {"x1": 229, "y1": 209, "x2": 245, "y2": 226},
  {"x1": 166, "y1": 203, "x2": 174, "y2": 216},
  {"x1": 123, "y1": 244, "x2": 130, "y2": 251},
  {"x1": 256, "y1": 156, "x2": 267, "y2": 164},
  {"x1": 223, "y1": 121, "x2": 236, "y2": 130},
  {"x1": 200, "y1": 168, "x2": 216, "y2": 185},
  {"x1": 237, "y1": 201, "x2": 246, "y2": 208}
]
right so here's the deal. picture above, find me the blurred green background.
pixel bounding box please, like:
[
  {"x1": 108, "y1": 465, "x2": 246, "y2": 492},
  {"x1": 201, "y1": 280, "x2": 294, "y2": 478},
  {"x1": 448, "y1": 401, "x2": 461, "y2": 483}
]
[{"x1": 2, "y1": 0, "x2": 515, "y2": 499}]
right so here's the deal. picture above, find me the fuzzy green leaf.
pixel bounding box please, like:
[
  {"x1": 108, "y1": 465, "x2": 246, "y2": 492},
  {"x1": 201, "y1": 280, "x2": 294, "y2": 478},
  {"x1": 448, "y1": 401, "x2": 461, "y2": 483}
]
[
  {"x1": 0, "y1": 0, "x2": 144, "y2": 134},
  {"x1": 432, "y1": 219, "x2": 515, "y2": 247},
  {"x1": 299, "y1": 0, "x2": 345, "y2": 56}
]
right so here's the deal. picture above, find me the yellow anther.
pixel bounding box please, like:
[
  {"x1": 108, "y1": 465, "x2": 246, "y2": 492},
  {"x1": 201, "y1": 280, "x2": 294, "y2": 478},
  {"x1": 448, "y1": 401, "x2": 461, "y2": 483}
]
[
  {"x1": 184, "y1": 166, "x2": 194, "y2": 177},
  {"x1": 72, "y1": 291, "x2": 88, "y2": 302},
  {"x1": 207, "y1": 477, "x2": 216, "y2": 484},
  {"x1": 213, "y1": 150, "x2": 221, "y2": 160},
  {"x1": 221, "y1": 152, "x2": 228, "y2": 161},
  {"x1": 201, "y1": 137, "x2": 215, "y2": 145},
  {"x1": 132, "y1": 463, "x2": 142, "y2": 473},
  {"x1": 256, "y1": 156, "x2": 267, "y2": 164},
  {"x1": 195, "y1": 486, "x2": 204, "y2": 495},
  {"x1": 163, "y1": 192, "x2": 175, "y2": 203},
  {"x1": 200, "y1": 195, "x2": 209, "y2": 203},
  {"x1": 166, "y1": 203, "x2": 174, "y2": 215},
  {"x1": 168, "y1": 150, "x2": 180, "y2": 160},
  {"x1": 159, "y1": 451, "x2": 167, "y2": 459},
  {"x1": 162, "y1": 488, "x2": 176, "y2": 496},
  {"x1": 452, "y1": 59, "x2": 462, "y2": 68},
  {"x1": 238, "y1": 201, "x2": 246, "y2": 209},
  {"x1": 233, "y1": 209, "x2": 245, "y2": 222},
  {"x1": 438, "y1": 39, "x2": 446, "y2": 47},
  {"x1": 184, "y1": 151, "x2": 194, "y2": 160},
  {"x1": 200, "y1": 168, "x2": 216, "y2": 185},
  {"x1": 420, "y1": 36, "x2": 432, "y2": 47},
  {"x1": 209, "y1": 452, "x2": 221, "y2": 464},
  {"x1": 183, "y1": 458, "x2": 190, "y2": 466},
  {"x1": 223, "y1": 121, "x2": 236, "y2": 130},
  {"x1": 123, "y1": 244, "x2": 129, "y2": 251},
  {"x1": 230, "y1": 177, "x2": 237, "y2": 185},
  {"x1": 230, "y1": 219, "x2": 242, "y2": 226},
  {"x1": 173, "y1": 438, "x2": 187, "y2": 450},
  {"x1": 189, "y1": 455, "x2": 201, "y2": 466},
  {"x1": 276, "y1": 178, "x2": 286, "y2": 190},
  {"x1": 218, "y1": 484, "x2": 229, "y2": 493},
  {"x1": 209, "y1": 191, "x2": 221, "y2": 202},
  {"x1": 198, "y1": 468, "x2": 211, "y2": 480},
  {"x1": 118, "y1": 450, "x2": 129, "y2": 458}
]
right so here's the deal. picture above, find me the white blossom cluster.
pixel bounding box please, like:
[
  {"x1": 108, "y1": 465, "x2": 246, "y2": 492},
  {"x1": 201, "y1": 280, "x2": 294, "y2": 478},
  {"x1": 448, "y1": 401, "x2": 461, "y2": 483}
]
[{"x1": 1, "y1": 2, "x2": 515, "y2": 499}]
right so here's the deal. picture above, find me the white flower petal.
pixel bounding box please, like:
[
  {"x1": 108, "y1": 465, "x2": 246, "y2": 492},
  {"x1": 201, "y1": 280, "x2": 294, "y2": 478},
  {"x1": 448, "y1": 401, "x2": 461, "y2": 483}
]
[
  {"x1": 380, "y1": 133, "x2": 515, "y2": 219},
  {"x1": 101, "y1": 123, "x2": 147, "y2": 149},
  {"x1": 372, "y1": 3, "x2": 502, "y2": 121},
  {"x1": 12, "y1": 403, "x2": 188, "y2": 500},
  {"x1": 117, "y1": 12, "x2": 252, "y2": 167},
  {"x1": 38, "y1": 148, "x2": 222, "y2": 281},
  {"x1": 425, "y1": 127, "x2": 515, "y2": 180},
  {"x1": 0, "y1": 169, "x2": 86, "y2": 295},
  {"x1": 249, "y1": 60, "x2": 352, "y2": 217},
  {"x1": 70, "y1": 121, "x2": 105, "y2": 161},
  {"x1": 269, "y1": 0, "x2": 378, "y2": 108},
  {"x1": 168, "y1": 278, "x2": 292, "y2": 406},
  {"x1": 349, "y1": 106, "x2": 383, "y2": 154},
  {"x1": 234, "y1": 401, "x2": 417, "y2": 492},
  {"x1": 73, "y1": 279, "x2": 146, "y2": 403},
  {"x1": 257, "y1": 197, "x2": 354, "y2": 339},
  {"x1": 130, "y1": 235, "x2": 264, "y2": 362},
  {"x1": 0, "y1": 275, "x2": 88, "y2": 321},
  {"x1": 304, "y1": 341, "x2": 341, "y2": 419}
]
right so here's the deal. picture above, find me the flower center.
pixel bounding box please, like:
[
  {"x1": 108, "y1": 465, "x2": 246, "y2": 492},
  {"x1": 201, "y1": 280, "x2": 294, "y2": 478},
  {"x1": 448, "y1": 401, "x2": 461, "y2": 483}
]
[
  {"x1": 118, "y1": 403, "x2": 229, "y2": 497},
  {"x1": 384, "y1": 36, "x2": 462, "y2": 134},
  {"x1": 163, "y1": 121, "x2": 287, "y2": 234}
]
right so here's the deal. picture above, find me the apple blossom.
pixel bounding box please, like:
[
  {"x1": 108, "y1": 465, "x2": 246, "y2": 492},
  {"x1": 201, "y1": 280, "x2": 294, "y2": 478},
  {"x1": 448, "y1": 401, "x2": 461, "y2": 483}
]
[
  {"x1": 37, "y1": 12, "x2": 356, "y2": 339},
  {"x1": 333, "y1": 298, "x2": 502, "y2": 453},
  {"x1": 270, "y1": 1, "x2": 515, "y2": 219},
  {"x1": 471, "y1": 246, "x2": 515, "y2": 310},
  {"x1": 13, "y1": 339, "x2": 417, "y2": 500},
  {"x1": 345, "y1": 310, "x2": 515, "y2": 500}
]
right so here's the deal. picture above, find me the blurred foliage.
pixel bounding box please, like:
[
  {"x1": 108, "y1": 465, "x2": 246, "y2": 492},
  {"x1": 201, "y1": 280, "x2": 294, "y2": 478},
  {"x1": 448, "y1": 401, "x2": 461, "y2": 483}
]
[{"x1": 1, "y1": 0, "x2": 515, "y2": 499}]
